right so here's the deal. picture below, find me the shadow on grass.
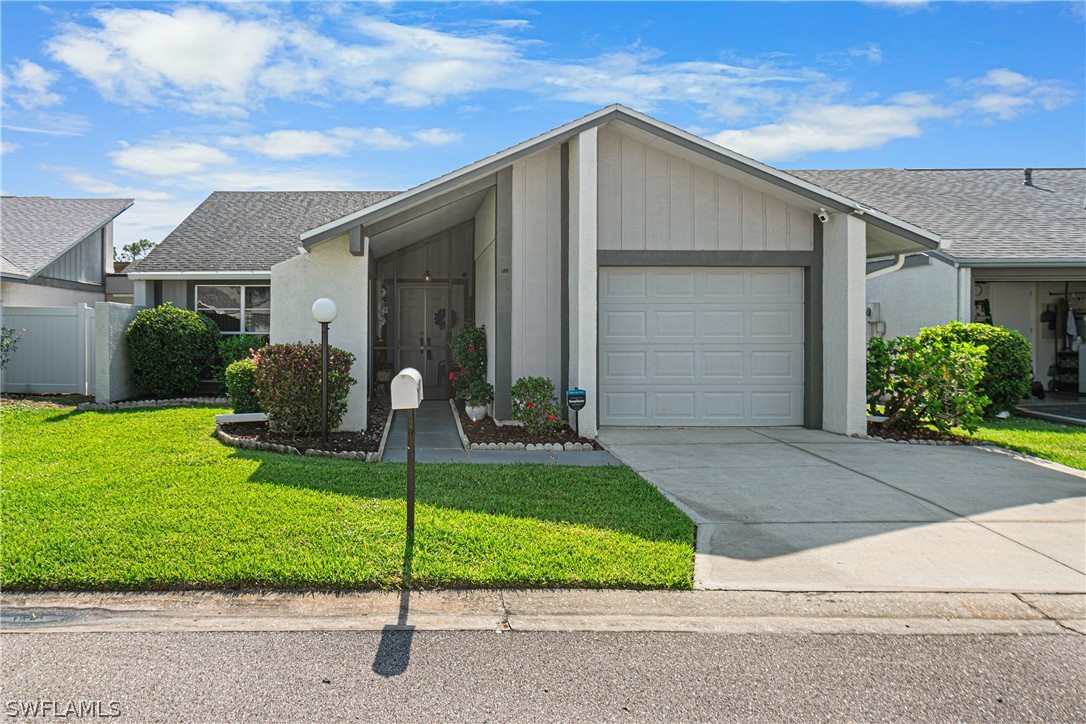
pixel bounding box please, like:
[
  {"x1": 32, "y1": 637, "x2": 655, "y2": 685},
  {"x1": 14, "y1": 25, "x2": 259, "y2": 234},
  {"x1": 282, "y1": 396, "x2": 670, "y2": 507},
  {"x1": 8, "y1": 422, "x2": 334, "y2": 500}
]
[
  {"x1": 232, "y1": 449, "x2": 693, "y2": 546},
  {"x1": 372, "y1": 535, "x2": 414, "y2": 678}
]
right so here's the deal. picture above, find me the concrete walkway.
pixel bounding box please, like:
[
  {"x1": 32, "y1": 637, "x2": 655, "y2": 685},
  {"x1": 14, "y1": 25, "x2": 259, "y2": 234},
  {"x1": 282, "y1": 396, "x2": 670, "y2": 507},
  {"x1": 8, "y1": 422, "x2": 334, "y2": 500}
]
[
  {"x1": 599, "y1": 427, "x2": 1086, "y2": 594},
  {"x1": 382, "y1": 401, "x2": 622, "y2": 466}
]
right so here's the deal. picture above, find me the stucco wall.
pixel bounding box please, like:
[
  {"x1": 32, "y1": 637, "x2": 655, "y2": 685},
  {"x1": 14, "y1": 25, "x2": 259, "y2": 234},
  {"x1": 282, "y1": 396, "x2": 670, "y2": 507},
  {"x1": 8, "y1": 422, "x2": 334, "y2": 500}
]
[
  {"x1": 95, "y1": 301, "x2": 142, "y2": 403},
  {"x1": 271, "y1": 236, "x2": 369, "y2": 431},
  {"x1": 866, "y1": 257, "x2": 960, "y2": 340},
  {"x1": 822, "y1": 213, "x2": 867, "y2": 436},
  {"x1": 473, "y1": 187, "x2": 497, "y2": 393},
  {"x1": 569, "y1": 128, "x2": 599, "y2": 438},
  {"x1": 0, "y1": 280, "x2": 104, "y2": 307},
  {"x1": 510, "y1": 145, "x2": 563, "y2": 394},
  {"x1": 597, "y1": 124, "x2": 813, "y2": 252},
  {"x1": 160, "y1": 280, "x2": 187, "y2": 307}
]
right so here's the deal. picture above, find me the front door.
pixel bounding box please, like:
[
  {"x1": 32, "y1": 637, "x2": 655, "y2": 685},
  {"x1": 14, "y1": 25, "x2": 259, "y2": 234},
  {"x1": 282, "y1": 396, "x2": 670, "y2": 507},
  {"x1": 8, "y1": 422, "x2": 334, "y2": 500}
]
[{"x1": 397, "y1": 284, "x2": 460, "y2": 399}]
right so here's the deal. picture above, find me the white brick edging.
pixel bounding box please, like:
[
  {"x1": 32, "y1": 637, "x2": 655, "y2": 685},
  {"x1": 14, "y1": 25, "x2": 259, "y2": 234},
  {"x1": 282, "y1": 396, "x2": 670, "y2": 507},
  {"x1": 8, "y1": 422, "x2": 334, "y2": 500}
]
[
  {"x1": 452, "y1": 399, "x2": 595, "y2": 452},
  {"x1": 78, "y1": 396, "x2": 229, "y2": 411},
  {"x1": 214, "y1": 426, "x2": 381, "y2": 462}
]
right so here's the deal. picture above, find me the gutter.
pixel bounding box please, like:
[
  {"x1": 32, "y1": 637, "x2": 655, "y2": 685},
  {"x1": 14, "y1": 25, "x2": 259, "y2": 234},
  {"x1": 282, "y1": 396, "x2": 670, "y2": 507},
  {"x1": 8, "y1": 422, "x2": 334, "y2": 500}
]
[
  {"x1": 127, "y1": 271, "x2": 271, "y2": 280},
  {"x1": 865, "y1": 254, "x2": 907, "y2": 280}
]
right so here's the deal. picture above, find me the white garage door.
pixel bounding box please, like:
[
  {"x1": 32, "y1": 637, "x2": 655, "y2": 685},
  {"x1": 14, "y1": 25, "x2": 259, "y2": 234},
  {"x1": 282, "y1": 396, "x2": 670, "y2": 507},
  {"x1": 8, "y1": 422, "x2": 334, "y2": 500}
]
[{"x1": 599, "y1": 267, "x2": 805, "y2": 426}]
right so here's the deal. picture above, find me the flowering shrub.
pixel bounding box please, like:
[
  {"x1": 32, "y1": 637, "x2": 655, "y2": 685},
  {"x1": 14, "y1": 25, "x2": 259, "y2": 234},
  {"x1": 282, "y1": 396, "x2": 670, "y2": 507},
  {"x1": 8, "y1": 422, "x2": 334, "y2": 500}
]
[
  {"x1": 510, "y1": 376, "x2": 562, "y2": 434},
  {"x1": 867, "y1": 334, "x2": 988, "y2": 434},
  {"x1": 450, "y1": 323, "x2": 494, "y2": 407},
  {"x1": 253, "y1": 343, "x2": 356, "y2": 436},
  {"x1": 126, "y1": 303, "x2": 220, "y2": 398},
  {"x1": 224, "y1": 358, "x2": 260, "y2": 414}
]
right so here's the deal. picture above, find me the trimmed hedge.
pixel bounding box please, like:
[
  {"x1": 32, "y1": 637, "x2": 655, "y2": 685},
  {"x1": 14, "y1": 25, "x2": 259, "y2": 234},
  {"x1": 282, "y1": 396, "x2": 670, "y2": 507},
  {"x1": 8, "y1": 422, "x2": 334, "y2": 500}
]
[
  {"x1": 214, "y1": 333, "x2": 268, "y2": 384},
  {"x1": 918, "y1": 322, "x2": 1032, "y2": 417},
  {"x1": 253, "y1": 343, "x2": 356, "y2": 436},
  {"x1": 224, "y1": 359, "x2": 260, "y2": 414},
  {"x1": 126, "y1": 303, "x2": 220, "y2": 398}
]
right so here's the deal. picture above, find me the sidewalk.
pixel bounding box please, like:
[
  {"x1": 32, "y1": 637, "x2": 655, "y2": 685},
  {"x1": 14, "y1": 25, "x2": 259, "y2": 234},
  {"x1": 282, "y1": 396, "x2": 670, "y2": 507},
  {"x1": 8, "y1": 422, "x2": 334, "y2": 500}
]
[{"x1": 3, "y1": 590, "x2": 1082, "y2": 636}]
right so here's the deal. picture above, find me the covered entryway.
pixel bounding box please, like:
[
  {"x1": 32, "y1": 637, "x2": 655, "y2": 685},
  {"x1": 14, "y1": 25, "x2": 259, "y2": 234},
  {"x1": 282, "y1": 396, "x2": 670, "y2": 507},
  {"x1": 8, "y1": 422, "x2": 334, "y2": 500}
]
[{"x1": 598, "y1": 266, "x2": 805, "y2": 426}]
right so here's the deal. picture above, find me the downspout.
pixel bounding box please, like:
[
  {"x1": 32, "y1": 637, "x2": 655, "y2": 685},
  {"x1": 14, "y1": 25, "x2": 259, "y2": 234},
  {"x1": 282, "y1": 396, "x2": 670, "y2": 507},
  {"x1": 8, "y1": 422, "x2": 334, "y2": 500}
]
[{"x1": 865, "y1": 253, "x2": 906, "y2": 280}]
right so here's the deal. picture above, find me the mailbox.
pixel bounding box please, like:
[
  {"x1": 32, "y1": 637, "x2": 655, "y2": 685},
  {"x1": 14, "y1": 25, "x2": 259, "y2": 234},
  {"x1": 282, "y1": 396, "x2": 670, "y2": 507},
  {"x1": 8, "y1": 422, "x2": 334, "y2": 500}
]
[{"x1": 391, "y1": 367, "x2": 424, "y2": 410}]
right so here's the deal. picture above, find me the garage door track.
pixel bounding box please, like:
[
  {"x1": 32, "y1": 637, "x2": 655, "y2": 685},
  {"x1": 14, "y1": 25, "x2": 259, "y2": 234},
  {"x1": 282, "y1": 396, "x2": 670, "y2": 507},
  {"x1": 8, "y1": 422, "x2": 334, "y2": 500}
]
[{"x1": 599, "y1": 427, "x2": 1086, "y2": 593}]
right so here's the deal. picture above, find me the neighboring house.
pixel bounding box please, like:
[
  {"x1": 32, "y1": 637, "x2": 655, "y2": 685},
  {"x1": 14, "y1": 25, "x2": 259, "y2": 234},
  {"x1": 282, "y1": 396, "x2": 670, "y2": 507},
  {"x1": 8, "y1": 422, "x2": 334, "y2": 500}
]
[
  {"x1": 131, "y1": 105, "x2": 941, "y2": 436},
  {"x1": 0, "y1": 196, "x2": 134, "y2": 307},
  {"x1": 793, "y1": 168, "x2": 1086, "y2": 390}
]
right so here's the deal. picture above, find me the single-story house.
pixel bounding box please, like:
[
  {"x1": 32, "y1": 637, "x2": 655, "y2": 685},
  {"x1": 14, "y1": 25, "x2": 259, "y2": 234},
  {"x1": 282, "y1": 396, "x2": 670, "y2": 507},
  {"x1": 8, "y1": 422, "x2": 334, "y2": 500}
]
[
  {"x1": 793, "y1": 168, "x2": 1086, "y2": 393},
  {"x1": 1, "y1": 196, "x2": 134, "y2": 307},
  {"x1": 128, "y1": 105, "x2": 944, "y2": 436}
]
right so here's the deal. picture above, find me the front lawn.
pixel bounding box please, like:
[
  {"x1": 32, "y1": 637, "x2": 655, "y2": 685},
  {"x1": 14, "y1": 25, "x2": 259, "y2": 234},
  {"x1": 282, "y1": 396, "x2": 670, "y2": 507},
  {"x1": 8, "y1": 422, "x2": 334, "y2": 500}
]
[
  {"x1": 956, "y1": 416, "x2": 1086, "y2": 470},
  {"x1": 1, "y1": 404, "x2": 693, "y2": 591}
]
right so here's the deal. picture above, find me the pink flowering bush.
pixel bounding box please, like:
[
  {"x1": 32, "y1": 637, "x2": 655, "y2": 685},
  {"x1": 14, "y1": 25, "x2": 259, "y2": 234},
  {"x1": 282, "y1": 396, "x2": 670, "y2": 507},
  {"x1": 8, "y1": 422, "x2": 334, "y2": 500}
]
[
  {"x1": 253, "y1": 343, "x2": 356, "y2": 436},
  {"x1": 510, "y1": 376, "x2": 561, "y2": 434},
  {"x1": 450, "y1": 323, "x2": 494, "y2": 407}
]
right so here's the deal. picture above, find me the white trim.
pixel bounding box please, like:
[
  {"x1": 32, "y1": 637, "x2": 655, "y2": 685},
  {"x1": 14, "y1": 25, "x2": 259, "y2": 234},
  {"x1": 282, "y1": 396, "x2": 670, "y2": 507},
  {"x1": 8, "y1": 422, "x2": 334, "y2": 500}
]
[
  {"x1": 128, "y1": 271, "x2": 271, "y2": 280},
  {"x1": 959, "y1": 258, "x2": 1086, "y2": 268},
  {"x1": 299, "y1": 104, "x2": 940, "y2": 249}
]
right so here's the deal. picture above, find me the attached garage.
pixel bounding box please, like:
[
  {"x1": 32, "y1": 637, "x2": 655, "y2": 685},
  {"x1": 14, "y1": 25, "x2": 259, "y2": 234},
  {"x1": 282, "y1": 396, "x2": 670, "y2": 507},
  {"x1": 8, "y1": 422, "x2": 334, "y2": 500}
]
[{"x1": 598, "y1": 266, "x2": 805, "y2": 426}]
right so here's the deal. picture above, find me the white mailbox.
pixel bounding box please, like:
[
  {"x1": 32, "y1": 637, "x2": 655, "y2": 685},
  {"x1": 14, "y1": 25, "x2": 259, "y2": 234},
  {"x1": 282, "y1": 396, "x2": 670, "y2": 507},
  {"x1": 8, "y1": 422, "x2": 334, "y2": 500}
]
[{"x1": 391, "y1": 367, "x2": 424, "y2": 410}]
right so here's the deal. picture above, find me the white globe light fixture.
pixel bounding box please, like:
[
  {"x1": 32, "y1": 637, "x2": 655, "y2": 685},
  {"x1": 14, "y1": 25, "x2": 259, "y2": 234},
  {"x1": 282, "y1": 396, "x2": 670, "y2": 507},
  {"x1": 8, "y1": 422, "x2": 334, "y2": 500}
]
[
  {"x1": 311, "y1": 297, "x2": 338, "y2": 324},
  {"x1": 311, "y1": 297, "x2": 338, "y2": 444}
]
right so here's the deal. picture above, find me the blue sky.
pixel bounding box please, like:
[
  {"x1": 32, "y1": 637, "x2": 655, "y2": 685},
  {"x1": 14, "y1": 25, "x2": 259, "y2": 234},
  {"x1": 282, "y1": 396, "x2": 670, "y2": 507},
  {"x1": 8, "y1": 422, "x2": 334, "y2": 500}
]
[{"x1": 1, "y1": 1, "x2": 1083, "y2": 249}]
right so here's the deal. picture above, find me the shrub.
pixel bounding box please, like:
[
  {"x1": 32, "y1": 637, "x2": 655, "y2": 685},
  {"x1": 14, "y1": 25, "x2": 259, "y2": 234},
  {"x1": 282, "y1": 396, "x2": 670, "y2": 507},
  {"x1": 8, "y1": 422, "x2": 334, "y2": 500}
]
[
  {"x1": 214, "y1": 333, "x2": 268, "y2": 383},
  {"x1": 1, "y1": 326, "x2": 24, "y2": 369},
  {"x1": 126, "y1": 303, "x2": 220, "y2": 398},
  {"x1": 867, "y1": 334, "x2": 989, "y2": 434},
  {"x1": 224, "y1": 359, "x2": 260, "y2": 414},
  {"x1": 918, "y1": 322, "x2": 1032, "y2": 417},
  {"x1": 253, "y1": 343, "x2": 356, "y2": 436},
  {"x1": 450, "y1": 323, "x2": 494, "y2": 406},
  {"x1": 510, "y1": 376, "x2": 562, "y2": 435}
]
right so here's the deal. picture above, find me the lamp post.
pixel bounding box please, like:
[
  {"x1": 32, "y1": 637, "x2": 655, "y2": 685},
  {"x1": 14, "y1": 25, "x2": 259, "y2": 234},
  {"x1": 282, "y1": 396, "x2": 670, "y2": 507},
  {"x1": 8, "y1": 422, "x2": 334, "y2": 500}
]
[{"x1": 311, "y1": 297, "x2": 338, "y2": 444}]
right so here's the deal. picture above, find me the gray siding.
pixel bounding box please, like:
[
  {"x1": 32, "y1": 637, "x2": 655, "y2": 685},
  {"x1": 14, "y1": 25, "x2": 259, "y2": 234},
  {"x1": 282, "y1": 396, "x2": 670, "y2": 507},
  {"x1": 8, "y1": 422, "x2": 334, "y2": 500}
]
[
  {"x1": 39, "y1": 229, "x2": 104, "y2": 285},
  {"x1": 510, "y1": 146, "x2": 563, "y2": 391},
  {"x1": 598, "y1": 125, "x2": 813, "y2": 253}
]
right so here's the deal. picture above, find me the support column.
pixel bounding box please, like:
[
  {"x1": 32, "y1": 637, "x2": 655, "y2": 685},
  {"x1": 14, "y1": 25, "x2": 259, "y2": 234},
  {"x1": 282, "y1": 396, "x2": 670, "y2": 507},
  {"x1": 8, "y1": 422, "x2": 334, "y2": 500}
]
[
  {"x1": 821, "y1": 213, "x2": 866, "y2": 436},
  {"x1": 568, "y1": 128, "x2": 599, "y2": 438},
  {"x1": 956, "y1": 266, "x2": 973, "y2": 322}
]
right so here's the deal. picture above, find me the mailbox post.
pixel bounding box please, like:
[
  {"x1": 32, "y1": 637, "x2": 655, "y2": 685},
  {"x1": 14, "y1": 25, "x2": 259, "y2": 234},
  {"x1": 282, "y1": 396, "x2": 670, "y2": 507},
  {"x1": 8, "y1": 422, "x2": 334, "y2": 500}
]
[{"x1": 391, "y1": 368, "x2": 424, "y2": 534}]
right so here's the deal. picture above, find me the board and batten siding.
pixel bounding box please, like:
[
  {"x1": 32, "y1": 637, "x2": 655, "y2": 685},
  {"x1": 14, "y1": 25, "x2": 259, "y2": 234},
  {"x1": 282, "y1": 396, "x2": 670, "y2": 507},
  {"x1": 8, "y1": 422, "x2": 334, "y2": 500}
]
[
  {"x1": 510, "y1": 146, "x2": 563, "y2": 390},
  {"x1": 597, "y1": 126, "x2": 813, "y2": 253},
  {"x1": 39, "y1": 229, "x2": 105, "y2": 285}
]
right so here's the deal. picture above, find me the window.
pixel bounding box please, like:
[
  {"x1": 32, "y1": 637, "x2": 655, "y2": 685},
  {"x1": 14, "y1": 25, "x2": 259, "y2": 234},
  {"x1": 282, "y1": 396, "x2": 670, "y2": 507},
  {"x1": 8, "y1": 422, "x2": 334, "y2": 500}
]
[{"x1": 195, "y1": 285, "x2": 271, "y2": 334}]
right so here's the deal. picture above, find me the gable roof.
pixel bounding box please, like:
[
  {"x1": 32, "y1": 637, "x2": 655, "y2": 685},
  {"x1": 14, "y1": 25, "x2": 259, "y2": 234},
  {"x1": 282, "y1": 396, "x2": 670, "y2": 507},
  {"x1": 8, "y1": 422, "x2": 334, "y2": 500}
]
[
  {"x1": 301, "y1": 104, "x2": 940, "y2": 252},
  {"x1": 127, "y1": 191, "x2": 398, "y2": 275},
  {"x1": 0, "y1": 196, "x2": 133, "y2": 279},
  {"x1": 791, "y1": 168, "x2": 1086, "y2": 264}
]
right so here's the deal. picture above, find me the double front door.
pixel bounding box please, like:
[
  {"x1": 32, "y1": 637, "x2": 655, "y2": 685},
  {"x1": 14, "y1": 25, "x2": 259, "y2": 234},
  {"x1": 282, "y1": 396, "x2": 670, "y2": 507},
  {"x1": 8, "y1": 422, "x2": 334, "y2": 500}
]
[{"x1": 396, "y1": 284, "x2": 463, "y2": 399}]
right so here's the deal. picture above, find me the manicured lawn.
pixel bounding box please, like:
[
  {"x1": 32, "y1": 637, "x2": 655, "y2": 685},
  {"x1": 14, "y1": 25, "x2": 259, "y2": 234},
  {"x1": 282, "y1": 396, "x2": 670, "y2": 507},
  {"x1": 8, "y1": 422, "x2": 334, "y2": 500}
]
[
  {"x1": 1, "y1": 404, "x2": 694, "y2": 591},
  {"x1": 957, "y1": 416, "x2": 1086, "y2": 470}
]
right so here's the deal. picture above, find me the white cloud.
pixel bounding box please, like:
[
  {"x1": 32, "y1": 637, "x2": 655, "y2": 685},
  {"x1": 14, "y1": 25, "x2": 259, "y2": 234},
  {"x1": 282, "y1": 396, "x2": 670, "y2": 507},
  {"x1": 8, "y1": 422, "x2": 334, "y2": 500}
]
[
  {"x1": 969, "y1": 68, "x2": 1074, "y2": 120},
  {"x1": 711, "y1": 94, "x2": 952, "y2": 160},
  {"x1": 849, "y1": 43, "x2": 883, "y2": 64},
  {"x1": 0, "y1": 141, "x2": 19, "y2": 154},
  {"x1": 1, "y1": 59, "x2": 63, "y2": 109},
  {"x1": 222, "y1": 125, "x2": 462, "y2": 159},
  {"x1": 410, "y1": 128, "x2": 463, "y2": 146},
  {"x1": 111, "y1": 140, "x2": 234, "y2": 176}
]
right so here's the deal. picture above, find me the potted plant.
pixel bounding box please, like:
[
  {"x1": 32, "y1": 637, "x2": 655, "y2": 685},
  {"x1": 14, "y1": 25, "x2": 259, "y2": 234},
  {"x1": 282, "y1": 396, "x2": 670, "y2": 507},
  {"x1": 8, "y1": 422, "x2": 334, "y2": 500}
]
[{"x1": 450, "y1": 323, "x2": 492, "y2": 421}]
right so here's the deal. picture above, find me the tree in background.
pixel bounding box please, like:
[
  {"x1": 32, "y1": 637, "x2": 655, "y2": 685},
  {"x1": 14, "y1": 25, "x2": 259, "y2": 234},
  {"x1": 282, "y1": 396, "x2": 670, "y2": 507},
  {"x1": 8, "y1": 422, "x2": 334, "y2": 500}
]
[{"x1": 115, "y1": 239, "x2": 157, "y2": 262}]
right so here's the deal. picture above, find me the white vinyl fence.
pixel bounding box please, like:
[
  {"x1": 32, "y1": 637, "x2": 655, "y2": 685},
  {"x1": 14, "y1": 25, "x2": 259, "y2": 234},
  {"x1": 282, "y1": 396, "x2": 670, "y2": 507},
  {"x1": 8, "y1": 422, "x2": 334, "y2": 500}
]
[{"x1": 1, "y1": 304, "x2": 96, "y2": 395}]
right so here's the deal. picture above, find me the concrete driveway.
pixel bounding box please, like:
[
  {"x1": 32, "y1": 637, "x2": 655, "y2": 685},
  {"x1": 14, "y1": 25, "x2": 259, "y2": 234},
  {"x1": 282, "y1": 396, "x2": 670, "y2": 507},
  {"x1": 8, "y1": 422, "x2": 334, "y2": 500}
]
[{"x1": 599, "y1": 427, "x2": 1086, "y2": 593}]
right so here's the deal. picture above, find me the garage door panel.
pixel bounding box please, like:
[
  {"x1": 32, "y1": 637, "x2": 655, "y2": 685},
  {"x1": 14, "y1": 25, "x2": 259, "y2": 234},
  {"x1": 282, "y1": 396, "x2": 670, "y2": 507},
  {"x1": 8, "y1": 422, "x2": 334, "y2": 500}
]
[{"x1": 600, "y1": 266, "x2": 805, "y2": 426}]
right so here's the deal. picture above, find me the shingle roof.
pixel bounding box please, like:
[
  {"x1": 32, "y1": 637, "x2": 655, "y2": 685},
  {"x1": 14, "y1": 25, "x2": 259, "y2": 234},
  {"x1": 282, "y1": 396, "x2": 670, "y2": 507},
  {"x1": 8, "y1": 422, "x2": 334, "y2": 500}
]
[
  {"x1": 789, "y1": 168, "x2": 1086, "y2": 261},
  {"x1": 0, "y1": 196, "x2": 133, "y2": 278},
  {"x1": 128, "y1": 191, "x2": 400, "y2": 274}
]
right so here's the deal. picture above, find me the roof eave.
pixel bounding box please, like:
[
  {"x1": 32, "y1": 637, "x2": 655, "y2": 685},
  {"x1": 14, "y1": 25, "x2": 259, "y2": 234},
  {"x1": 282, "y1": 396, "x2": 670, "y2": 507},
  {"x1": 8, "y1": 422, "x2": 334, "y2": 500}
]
[
  {"x1": 127, "y1": 270, "x2": 272, "y2": 280},
  {"x1": 24, "y1": 200, "x2": 134, "y2": 280}
]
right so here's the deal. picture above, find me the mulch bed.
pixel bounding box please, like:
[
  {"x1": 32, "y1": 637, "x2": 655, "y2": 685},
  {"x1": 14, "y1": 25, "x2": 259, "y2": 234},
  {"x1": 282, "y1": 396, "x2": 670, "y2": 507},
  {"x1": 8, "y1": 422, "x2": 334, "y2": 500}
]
[
  {"x1": 455, "y1": 403, "x2": 603, "y2": 450},
  {"x1": 220, "y1": 398, "x2": 391, "y2": 454},
  {"x1": 866, "y1": 421, "x2": 975, "y2": 445}
]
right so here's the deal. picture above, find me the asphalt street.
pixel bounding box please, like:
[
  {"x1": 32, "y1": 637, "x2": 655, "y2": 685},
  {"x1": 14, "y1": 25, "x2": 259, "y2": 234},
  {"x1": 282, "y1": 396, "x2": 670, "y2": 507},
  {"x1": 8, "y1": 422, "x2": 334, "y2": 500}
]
[{"x1": 3, "y1": 631, "x2": 1084, "y2": 722}]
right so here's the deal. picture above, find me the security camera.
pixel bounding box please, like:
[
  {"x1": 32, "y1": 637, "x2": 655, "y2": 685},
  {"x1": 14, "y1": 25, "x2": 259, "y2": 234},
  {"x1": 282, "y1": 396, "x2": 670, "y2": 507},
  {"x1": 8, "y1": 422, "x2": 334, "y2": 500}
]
[{"x1": 817, "y1": 208, "x2": 830, "y2": 224}]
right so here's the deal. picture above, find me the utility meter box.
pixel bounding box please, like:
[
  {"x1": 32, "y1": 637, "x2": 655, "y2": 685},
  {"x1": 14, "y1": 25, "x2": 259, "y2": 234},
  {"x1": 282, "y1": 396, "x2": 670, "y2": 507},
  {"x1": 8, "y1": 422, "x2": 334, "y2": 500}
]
[
  {"x1": 866, "y1": 303, "x2": 882, "y2": 322},
  {"x1": 391, "y1": 368, "x2": 424, "y2": 410}
]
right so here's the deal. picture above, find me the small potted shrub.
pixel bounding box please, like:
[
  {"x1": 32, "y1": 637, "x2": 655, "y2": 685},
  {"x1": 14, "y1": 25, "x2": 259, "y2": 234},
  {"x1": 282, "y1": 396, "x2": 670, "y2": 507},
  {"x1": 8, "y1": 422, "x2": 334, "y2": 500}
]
[{"x1": 450, "y1": 323, "x2": 493, "y2": 421}]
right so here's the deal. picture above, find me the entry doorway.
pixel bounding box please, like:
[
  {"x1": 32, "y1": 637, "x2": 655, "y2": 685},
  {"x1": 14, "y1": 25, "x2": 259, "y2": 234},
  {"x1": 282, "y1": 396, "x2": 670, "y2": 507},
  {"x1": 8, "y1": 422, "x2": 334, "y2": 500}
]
[{"x1": 397, "y1": 283, "x2": 465, "y2": 399}]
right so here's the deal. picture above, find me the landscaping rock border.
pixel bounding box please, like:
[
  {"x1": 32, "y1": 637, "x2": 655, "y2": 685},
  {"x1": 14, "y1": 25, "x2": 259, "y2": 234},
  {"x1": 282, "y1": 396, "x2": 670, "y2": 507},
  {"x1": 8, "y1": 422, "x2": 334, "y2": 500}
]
[
  {"x1": 448, "y1": 399, "x2": 600, "y2": 451},
  {"x1": 214, "y1": 426, "x2": 382, "y2": 462},
  {"x1": 78, "y1": 396, "x2": 229, "y2": 411}
]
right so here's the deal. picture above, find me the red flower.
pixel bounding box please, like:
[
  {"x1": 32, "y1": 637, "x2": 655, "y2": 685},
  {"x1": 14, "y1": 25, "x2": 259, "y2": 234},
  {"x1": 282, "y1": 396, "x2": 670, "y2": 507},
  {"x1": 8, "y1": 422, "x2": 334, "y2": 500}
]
[
  {"x1": 449, "y1": 372, "x2": 458, "y2": 381},
  {"x1": 527, "y1": 402, "x2": 535, "y2": 409},
  {"x1": 469, "y1": 344, "x2": 477, "y2": 353},
  {"x1": 548, "y1": 413, "x2": 557, "y2": 422}
]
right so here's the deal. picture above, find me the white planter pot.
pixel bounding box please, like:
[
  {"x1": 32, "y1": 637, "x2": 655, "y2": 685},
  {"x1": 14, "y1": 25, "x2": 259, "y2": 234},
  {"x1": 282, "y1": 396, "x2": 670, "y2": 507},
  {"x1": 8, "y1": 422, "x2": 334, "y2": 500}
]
[{"x1": 465, "y1": 404, "x2": 488, "y2": 422}]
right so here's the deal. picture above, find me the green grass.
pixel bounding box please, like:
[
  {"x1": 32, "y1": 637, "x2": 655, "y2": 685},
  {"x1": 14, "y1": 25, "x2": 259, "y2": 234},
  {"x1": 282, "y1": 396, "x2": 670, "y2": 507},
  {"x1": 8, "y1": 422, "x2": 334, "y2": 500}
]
[
  {"x1": 0, "y1": 404, "x2": 694, "y2": 591},
  {"x1": 956, "y1": 416, "x2": 1086, "y2": 470}
]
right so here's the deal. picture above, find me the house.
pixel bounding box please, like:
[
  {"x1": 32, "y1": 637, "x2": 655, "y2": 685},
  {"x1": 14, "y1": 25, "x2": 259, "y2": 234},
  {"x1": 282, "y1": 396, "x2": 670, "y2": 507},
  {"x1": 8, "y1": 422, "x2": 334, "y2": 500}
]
[
  {"x1": 129, "y1": 105, "x2": 942, "y2": 436},
  {"x1": 793, "y1": 168, "x2": 1086, "y2": 391},
  {"x1": 1, "y1": 196, "x2": 134, "y2": 307}
]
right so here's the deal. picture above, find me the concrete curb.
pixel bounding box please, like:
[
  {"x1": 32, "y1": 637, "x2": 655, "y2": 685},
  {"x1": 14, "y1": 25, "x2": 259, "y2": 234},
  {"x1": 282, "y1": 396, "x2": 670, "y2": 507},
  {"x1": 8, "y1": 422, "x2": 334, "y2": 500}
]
[{"x1": 2, "y1": 590, "x2": 1082, "y2": 636}]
